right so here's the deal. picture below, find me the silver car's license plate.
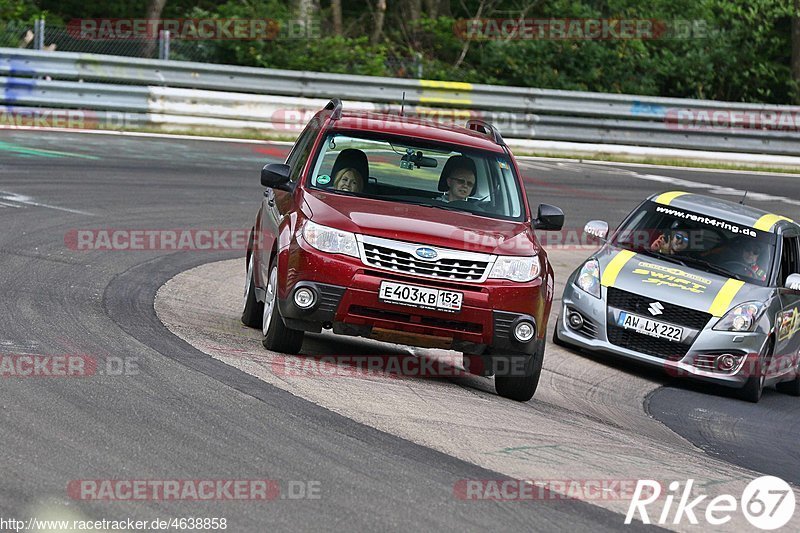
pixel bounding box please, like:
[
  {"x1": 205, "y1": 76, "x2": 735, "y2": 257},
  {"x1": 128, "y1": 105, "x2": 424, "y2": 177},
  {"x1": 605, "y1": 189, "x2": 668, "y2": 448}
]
[
  {"x1": 379, "y1": 281, "x2": 462, "y2": 312},
  {"x1": 618, "y1": 311, "x2": 683, "y2": 342}
]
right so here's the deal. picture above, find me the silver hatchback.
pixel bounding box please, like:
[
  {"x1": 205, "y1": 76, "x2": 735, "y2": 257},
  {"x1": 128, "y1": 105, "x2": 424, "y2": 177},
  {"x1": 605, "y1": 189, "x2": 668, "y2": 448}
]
[{"x1": 555, "y1": 191, "x2": 800, "y2": 402}]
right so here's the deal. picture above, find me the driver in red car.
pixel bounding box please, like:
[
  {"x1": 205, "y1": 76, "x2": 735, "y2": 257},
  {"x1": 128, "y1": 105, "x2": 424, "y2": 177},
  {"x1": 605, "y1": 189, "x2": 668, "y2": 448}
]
[{"x1": 439, "y1": 156, "x2": 476, "y2": 202}]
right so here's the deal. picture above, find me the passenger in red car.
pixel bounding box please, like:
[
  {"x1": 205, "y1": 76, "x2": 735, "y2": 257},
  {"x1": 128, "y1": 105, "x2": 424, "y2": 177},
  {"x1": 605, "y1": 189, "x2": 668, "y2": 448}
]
[
  {"x1": 331, "y1": 149, "x2": 368, "y2": 193},
  {"x1": 334, "y1": 168, "x2": 363, "y2": 193},
  {"x1": 439, "y1": 156, "x2": 476, "y2": 202}
]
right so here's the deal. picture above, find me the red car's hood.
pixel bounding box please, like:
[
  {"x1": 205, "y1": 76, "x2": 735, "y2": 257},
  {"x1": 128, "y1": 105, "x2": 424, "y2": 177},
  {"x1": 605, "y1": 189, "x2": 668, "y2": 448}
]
[{"x1": 303, "y1": 191, "x2": 538, "y2": 256}]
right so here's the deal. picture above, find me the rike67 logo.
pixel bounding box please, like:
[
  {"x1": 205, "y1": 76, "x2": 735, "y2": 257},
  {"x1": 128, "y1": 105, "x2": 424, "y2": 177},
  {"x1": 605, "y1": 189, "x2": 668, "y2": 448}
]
[{"x1": 625, "y1": 477, "x2": 795, "y2": 530}]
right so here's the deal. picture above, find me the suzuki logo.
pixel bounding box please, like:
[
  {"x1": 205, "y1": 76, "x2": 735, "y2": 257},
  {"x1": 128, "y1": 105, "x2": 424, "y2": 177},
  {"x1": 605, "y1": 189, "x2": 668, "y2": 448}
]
[
  {"x1": 648, "y1": 302, "x2": 664, "y2": 316},
  {"x1": 415, "y1": 247, "x2": 438, "y2": 260}
]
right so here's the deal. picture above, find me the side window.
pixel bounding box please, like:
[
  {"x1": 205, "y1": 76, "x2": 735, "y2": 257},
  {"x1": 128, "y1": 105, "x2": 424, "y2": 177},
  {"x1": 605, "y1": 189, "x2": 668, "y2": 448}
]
[
  {"x1": 286, "y1": 123, "x2": 320, "y2": 183},
  {"x1": 779, "y1": 236, "x2": 800, "y2": 285}
]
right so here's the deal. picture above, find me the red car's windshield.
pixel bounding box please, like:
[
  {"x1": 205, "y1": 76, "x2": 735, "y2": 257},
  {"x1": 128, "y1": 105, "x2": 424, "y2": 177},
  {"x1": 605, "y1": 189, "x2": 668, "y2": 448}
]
[{"x1": 306, "y1": 132, "x2": 526, "y2": 222}]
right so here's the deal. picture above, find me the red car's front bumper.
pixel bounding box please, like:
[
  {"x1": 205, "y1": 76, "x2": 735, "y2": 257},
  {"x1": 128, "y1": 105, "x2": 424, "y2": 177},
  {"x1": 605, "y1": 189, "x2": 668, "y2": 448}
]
[{"x1": 276, "y1": 238, "x2": 550, "y2": 355}]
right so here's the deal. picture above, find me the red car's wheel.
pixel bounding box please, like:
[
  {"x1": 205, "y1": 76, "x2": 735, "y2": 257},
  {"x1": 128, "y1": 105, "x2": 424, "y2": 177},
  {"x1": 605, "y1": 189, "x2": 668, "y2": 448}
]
[
  {"x1": 494, "y1": 345, "x2": 544, "y2": 402},
  {"x1": 261, "y1": 262, "x2": 304, "y2": 354},
  {"x1": 241, "y1": 251, "x2": 263, "y2": 328}
]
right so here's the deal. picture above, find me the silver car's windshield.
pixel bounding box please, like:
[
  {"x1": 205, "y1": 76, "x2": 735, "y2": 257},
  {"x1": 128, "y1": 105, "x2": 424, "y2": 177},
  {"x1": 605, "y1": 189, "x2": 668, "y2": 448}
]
[{"x1": 611, "y1": 201, "x2": 777, "y2": 286}]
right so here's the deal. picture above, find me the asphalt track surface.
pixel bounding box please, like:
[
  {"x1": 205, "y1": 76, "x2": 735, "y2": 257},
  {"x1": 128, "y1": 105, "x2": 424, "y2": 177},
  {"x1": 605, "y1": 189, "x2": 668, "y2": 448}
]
[{"x1": 1, "y1": 129, "x2": 799, "y2": 530}]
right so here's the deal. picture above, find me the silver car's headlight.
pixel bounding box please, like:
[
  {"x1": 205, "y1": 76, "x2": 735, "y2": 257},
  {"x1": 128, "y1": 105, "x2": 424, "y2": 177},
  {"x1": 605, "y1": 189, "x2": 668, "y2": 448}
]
[
  {"x1": 302, "y1": 221, "x2": 359, "y2": 258},
  {"x1": 576, "y1": 259, "x2": 601, "y2": 298},
  {"x1": 489, "y1": 255, "x2": 540, "y2": 282},
  {"x1": 713, "y1": 301, "x2": 765, "y2": 332}
]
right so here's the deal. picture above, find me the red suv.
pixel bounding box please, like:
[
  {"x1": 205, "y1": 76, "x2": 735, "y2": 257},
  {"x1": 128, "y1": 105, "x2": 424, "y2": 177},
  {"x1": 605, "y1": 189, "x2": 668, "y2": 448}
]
[{"x1": 242, "y1": 100, "x2": 563, "y2": 401}]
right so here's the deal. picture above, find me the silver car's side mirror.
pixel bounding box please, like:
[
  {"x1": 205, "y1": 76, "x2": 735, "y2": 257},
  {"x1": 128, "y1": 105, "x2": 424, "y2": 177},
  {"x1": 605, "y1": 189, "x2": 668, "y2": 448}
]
[
  {"x1": 786, "y1": 273, "x2": 800, "y2": 291},
  {"x1": 584, "y1": 220, "x2": 609, "y2": 241}
]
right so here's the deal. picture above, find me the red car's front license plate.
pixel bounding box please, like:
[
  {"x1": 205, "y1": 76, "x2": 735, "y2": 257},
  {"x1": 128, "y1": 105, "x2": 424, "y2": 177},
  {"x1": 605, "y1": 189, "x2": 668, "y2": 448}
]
[{"x1": 379, "y1": 281, "x2": 463, "y2": 312}]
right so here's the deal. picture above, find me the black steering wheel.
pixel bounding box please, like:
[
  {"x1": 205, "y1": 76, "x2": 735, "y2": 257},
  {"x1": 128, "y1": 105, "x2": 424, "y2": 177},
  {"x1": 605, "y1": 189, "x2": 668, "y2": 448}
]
[{"x1": 722, "y1": 261, "x2": 753, "y2": 277}]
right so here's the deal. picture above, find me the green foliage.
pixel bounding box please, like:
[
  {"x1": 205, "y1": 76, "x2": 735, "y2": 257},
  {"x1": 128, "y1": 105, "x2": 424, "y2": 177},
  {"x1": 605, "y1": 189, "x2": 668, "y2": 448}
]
[
  {"x1": 174, "y1": 2, "x2": 388, "y2": 74},
  {"x1": 236, "y1": 35, "x2": 389, "y2": 75},
  {"x1": 0, "y1": 0, "x2": 40, "y2": 21},
  {"x1": 3, "y1": 0, "x2": 796, "y2": 104}
]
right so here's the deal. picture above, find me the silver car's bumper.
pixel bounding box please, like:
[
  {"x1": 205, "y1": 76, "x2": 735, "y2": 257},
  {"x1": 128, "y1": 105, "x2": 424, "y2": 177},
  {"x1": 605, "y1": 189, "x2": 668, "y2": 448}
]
[{"x1": 556, "y1": 283, "x2": 769, "y2": 389}]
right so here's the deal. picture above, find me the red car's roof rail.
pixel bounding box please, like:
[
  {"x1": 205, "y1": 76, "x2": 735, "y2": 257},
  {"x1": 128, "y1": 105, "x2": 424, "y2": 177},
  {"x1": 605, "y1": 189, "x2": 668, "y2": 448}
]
[
  {"x1": 325, "y1": 98, "x2": 343, "y2": 120},
  {"x1": 465, "y1": 119, "x2": 505, "y2": 146}
]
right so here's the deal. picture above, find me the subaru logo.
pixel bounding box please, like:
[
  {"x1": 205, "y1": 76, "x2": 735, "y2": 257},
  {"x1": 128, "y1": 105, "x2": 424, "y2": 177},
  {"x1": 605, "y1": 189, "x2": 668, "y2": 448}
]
[
  {"x1": 648, "y1": 302, "x2": 664, "y2": 316},
  {"x1": 415, "y1": 247, "x2": 438, "y2": 260}
]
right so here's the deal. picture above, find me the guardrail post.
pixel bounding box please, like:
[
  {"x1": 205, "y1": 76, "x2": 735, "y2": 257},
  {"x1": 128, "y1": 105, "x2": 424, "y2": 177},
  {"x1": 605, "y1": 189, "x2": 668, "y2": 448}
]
[
  {"x1": 34, "y1": 18, "x2": 45, "y2": 50},
  {"x1": 158, "y1": 30, "x2": 170, "y2": 60}
]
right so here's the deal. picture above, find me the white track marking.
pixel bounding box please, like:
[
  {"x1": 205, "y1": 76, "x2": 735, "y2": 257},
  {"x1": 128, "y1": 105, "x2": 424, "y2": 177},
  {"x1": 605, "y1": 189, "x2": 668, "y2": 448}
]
[
  {"x1": 518, "y1": 161, "x2": 558, "y2": 171},
  {"x1": 0, "y1": 191, "x2": 95, "y2": 215},
  {"x1": 631, "y1": 172, "x2": 800, "y2": 206},
  {"x1": 516, "y1": 158, "x2": 800, "y2": 208},
  {"x1": 0, "y1": 125, "x2": 292, "y2": 145}
]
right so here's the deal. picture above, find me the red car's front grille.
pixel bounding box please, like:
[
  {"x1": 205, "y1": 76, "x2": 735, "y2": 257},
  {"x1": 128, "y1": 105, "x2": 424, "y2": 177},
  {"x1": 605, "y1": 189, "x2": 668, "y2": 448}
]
[
  {"x1": 362, "y1": 269, "x2": 485, "y2": 292},
  {"x1": 362, "y1": 243, "x2": 490, "y2": 282}
]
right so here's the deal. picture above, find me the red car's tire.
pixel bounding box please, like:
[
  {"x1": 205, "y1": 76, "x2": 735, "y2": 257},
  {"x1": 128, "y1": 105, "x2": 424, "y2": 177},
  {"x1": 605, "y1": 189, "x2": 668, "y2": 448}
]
[
  {"x1": 241, "y1": 251, "x2": 263, "y2": 328},
  {"x1": 261, "y1": 262, "x2": 304, "y2": 354},
  {"x1": 494, "y1": 344, "x2": 544, "y2": 402}
]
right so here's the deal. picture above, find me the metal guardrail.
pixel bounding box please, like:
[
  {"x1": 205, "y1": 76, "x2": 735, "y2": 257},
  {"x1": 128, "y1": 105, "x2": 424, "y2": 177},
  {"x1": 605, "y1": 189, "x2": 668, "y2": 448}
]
[{"x1": 1, "y1": 48, "x2": 799, "y2": 156}]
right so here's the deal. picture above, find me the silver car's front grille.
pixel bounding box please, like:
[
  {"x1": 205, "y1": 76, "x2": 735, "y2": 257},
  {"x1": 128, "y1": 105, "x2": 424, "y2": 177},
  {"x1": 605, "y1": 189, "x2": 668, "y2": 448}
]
[{"x1": 357, "y1": 235, "x2": 495, "y2": 283}]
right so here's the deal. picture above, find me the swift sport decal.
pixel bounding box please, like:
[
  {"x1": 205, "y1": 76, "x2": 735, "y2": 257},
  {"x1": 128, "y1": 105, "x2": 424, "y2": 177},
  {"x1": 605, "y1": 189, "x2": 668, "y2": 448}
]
[
  {"x1": 631, "y1": 261, "x2": 712, "y2": 294},
  {"x1": 600, "y1": 254, "x2": 746, "y2": 318}
]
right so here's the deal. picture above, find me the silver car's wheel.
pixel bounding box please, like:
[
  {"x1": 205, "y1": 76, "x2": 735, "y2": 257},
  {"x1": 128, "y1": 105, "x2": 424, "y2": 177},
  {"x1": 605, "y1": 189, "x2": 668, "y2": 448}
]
[
  {"x1": 776, "y1": 352, "x2": 800, "y2": 396},
  {"x1": 737, "y1": 338, "x2": 771, "y2": 403}
]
